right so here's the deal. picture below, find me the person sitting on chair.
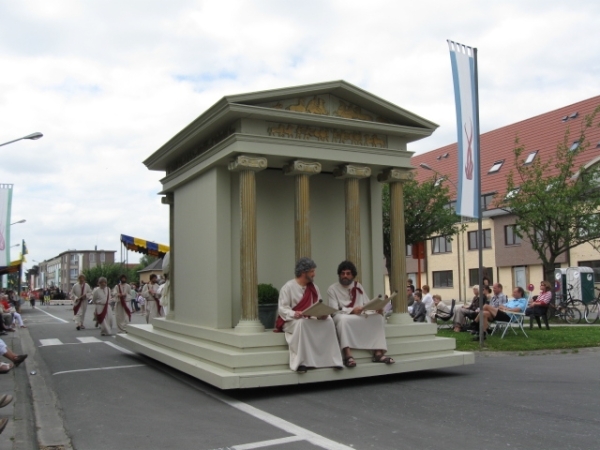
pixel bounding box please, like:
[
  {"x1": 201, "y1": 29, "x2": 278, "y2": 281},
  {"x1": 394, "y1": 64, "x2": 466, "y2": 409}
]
[
  {"x1": 410, "y1": 292, "x2": 426, "y2": 322},
  {"x1": 469, "y1": 287, "x2": 528, "y2": 340},
  {"x1": 525, "y1": 281, "x2": 552, "y2": 330},
  {"x1": 429, "y1": 294, "x2": 451, "y2": 322},
  {"x1": 453, "y1": 286, "x2": 480, "y2": 332}
]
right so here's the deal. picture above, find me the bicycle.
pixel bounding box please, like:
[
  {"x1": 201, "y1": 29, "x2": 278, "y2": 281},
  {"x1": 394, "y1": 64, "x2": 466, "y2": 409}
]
[
  {"x1": 583, "y1": 287, "x2": 600, "y2": 324},
  {"x1": 551, "y1": 284, "x2": 582, "y2": 324}
]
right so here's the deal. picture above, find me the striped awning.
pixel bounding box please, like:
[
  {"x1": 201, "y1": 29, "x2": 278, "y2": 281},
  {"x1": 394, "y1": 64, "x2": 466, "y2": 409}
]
[
  {"x1": 0, "y1": 259, "x2": 21, "y2": 276},
  {"x1": 120, "y1": 234, "x2": 169, "y2": 258}
]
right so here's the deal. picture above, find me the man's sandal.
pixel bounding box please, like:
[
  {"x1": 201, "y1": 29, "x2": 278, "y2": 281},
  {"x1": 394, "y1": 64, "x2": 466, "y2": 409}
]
[
  {"x1": 372, "y1": 355, "x2": 395, "y2": 365},
  {"x1": 343, "y1": 356, "x2": 357, "y2": 368}
]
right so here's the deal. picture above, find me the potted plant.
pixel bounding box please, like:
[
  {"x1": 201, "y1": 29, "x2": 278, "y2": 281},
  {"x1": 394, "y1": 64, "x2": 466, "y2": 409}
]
[{"x1": 258, "y1": 283, "x2": 279, "y2": 329}]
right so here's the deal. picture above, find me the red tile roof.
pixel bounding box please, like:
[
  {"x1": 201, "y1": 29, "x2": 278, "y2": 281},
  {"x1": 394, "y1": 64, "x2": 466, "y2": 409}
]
[{"x1": 411, "y1": 95, "x2": 600, "y2": 202}]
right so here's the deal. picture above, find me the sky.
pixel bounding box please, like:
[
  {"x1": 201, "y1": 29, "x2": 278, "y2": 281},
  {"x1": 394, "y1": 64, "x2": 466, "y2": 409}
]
[{"x1": 1, "y1": 0, "x2": 599, "y2": 268}]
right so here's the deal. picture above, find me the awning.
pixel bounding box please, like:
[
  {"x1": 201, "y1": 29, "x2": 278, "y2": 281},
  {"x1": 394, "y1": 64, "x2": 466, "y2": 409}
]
[
  {"x1": 120, "y1": 234, "x2": 169, "y2": 258},
  {"x1": 0, "y1": 260, "x2": 21, "y2": 276}
]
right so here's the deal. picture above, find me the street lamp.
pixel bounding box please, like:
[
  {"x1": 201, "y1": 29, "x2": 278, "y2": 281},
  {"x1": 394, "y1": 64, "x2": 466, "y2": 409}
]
[
  {"x1": 0, "y1": 132, "x2": 43, "y2": 148},
  {"x1": 419, "y1": 163, "x2": 458, "y2": 190},
  {"x1": 10, "y1": 219, "x2": 26, "y2": 225}
]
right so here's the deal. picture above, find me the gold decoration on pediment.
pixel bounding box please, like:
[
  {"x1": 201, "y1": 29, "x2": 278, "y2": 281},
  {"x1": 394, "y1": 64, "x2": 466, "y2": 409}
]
[
  {"x1": 283, "y1": 160, "x2": 322, "y2": 176},
  {"x1": 267, "y1": 122, "x2": 387, "y2": 148},
  {"x1": 333, "y1": 164, "x2": 372, "y2": 179},
  {"x1": 334, "y1": 100, "x2": 373, "y2": 121},
  {"x1": 228, "y1": 155, "x2": 268, "y2": 172}
]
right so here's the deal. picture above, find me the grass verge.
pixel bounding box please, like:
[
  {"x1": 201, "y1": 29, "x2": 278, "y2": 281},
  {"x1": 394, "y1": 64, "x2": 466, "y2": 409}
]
[{"x1": 437, "y1": 326, "x2": 600, "y2": 352}]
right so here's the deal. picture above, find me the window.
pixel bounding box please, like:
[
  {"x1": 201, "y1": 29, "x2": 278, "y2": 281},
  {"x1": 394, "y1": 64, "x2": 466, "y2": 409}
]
[
  {"x1": 70, "y1": 254, "x2": 78, "y2": 263},
  {"x1": 89, "y1": 253, "x2": 95, "y2": 263},
  {"x1": 469, "y1": 268, "x2": 494, "y2": 287},
  {"x1": 578, "y1": 260, "x2": 600, "y2": 283},
  {"x1": 432, "y1": 236, "x2": 452, "y2": 254},
  {"x1": 69, "y1": 269, "x2": 78, "y2": 279},
  {"x1": 488, "y1": 160, "x2": 504, "y2": 173},
  {"x1": 406, "y1": 244, "x2": 413, "y2": 257},
  {"x1": 434, "y1": 176, "x2": 446, "y2": 187},
  {"x1": 481, "y1": 193, "x2": 495, "y2": 211},
  {"x1": 100, "y1": 252, "x2": 105, "y2": 263},
  {"x1": 570, "y1": 112, "x2": 579, "y2": 119},
  {"x1": 524, "y1": 151, "x2": 538, "y2": 165},
  {"x1": 505, "y1": 225, "x2": 522, "y2": 245},
  {"x1": 433, "y1": 270, "x2": 453, "y2": 288},
  {"x1": 505, "y1": 187, "x2": 520, "y2": 199},
  {"x1": 468, "y1": 229, "x2": 492, "y2": 250},
  {"x1": 570, "y1": 141, "x2": 580, "y2": 151},
  {"x1": 561, "y1": 116, "x2": 569, "y2": 122}
]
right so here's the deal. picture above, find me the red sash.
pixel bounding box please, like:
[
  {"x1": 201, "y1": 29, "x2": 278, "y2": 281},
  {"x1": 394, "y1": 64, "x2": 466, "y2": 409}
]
[
  {"x1": 73, "y1": 283, "x2": 85, "y2": 315},
  {"x1": 348, "y1": 281, "x2": 363, "y2": 308},
  {"x1": 148, "y1": 284, "x2": 163, "y2": 316},
  {"x1": 95, "y1": 288, "x2": 111, "y2": 324},
  {"x1": 118, "y1": 284, "x2": 132, "y2": 321},
  {"x1": 274, "y1": 282, "x2": 318, "y2": 332}
]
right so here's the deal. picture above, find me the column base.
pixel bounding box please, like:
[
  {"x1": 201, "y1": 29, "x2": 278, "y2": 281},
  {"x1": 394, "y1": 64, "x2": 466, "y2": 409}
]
[
  {"x1": 234, "y1": 319, "x2": 265, "y2": 333},
  {"x1": 387, "y1": 313, "x2": 413, "y2": 324},
  {"x1": 166, "y1": 311, "x2": 175, "y2": 320}
]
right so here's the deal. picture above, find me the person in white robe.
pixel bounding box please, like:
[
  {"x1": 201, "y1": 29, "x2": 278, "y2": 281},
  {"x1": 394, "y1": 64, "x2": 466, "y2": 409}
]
[
  {"x1": 69, "y1": 274, "x2": 93, "y2": 330},
  {"x1": 327, "y1": 260, "x2": 393, "y2": 367},
  {"x1": 159, "y1": 252, "x2": 171, "y2": 316},
  {"x1": 422, "y1": 285, "x2": 434, "y2": 323},
  {"x1": 112, "y1": 275, "x2": 132, "y2": 333},
  {"x1": 142, "y1": 274, "x2": 162, "y2": 323},
  {"x1": 92, "y1": 277, "x2": 113, "y2": 336},
  {"x1": 276, "y1": 258, "x2": 343, "y2": 373}
]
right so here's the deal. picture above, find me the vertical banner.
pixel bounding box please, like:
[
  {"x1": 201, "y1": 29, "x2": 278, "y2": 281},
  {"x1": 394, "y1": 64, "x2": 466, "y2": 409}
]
[
  {"x1": 448, "y1": 40, "x2": 481, "y2": 219},
  {"x1": 0, "y1": 184, "x2": 13, "y2": 268}
]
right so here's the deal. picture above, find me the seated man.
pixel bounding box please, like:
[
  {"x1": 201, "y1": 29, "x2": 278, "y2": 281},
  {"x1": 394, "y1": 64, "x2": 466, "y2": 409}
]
[
  {"x1": 327, "y1": 261, "x2": 393, "y2": 368},
  {"x1": 470, "y1": 287, "x2": 528, "y2": 340},
  {"x1": 429, "y1": 294, "x2": 451, "y2": 322},
  {"x1": 410, "y1": 292, "x2": 426, "y2": 322},
  {"x1": 276, "y1": 258, "x2": 343, "y2": 374},
  {"x1": 453, "y1": 286, "x2": 480, "y2": 332}
]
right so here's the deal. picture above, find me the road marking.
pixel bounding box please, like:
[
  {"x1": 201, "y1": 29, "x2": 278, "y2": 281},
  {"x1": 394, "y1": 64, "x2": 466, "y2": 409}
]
[
  {"x1": 104, "y1": 341, "x2": 135, "y2": 355},
  {"x1": 39, "y1": 339, "x2": 63, "y2": 346},
  {"x1": 36, "y1": 308, "x2": 69, "y2": 323},
  {"x1": 76, "y1": 337, "x2": 102, "y2": 343},
  {"x1": 53, "y1": 364, "x2": 144, "y2": 376},
  {"x1": 231, "y1": 436, "x2": 304, "y2": 449}
]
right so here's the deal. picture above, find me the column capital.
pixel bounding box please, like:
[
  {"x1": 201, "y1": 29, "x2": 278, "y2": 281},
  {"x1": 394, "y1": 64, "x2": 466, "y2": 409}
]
[
  {"x1": 161, "y1": 194, "x2": 174, "y2": 205},
  {"x1": 283, "y1": 160, "x2": 321, "y2": 176},
  {"x1": 333, "y1": 164, "x2": 371, "y2": 179},
  {"x1": 377, "y1": 167, "x2": 412, "y2": 183},
  {"x1": 228, "y1": 155, "x2": 268, "y2": 172}
]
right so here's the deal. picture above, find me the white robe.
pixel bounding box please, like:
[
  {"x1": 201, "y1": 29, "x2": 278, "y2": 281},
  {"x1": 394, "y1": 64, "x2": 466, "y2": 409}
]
[
  {"x1": 69, "y1": 282, "x2": 92, "y2": 328},
  {"x1": 278, "y1": 279, "x2": 343, "y2": 371},
  {"x1": 92, "y1": 287, "x2": 113, "y2": 336},
  {"x1": 142, "y1": 282, "x2": 162, "y2": 323},
  {"x1": 327, "y1": 282, "x2": 387, "y2": 351},
  {"x1": 112, "y1": 283, "x2": 131, "y2": 333},
  {"x1": 422, "y1": 293, "x2": 434, "y2": 323}
]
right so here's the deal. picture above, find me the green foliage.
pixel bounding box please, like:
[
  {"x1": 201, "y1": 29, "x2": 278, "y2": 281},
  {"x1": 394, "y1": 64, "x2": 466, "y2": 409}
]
[
  {"x1": 502, "y1": 105, "x2": 600, "y2": 283},
  {"x1": 258, "y1": 283, "x2": 279, "y2": 305},
  {"x1": 382, "y1": 172, "x2": 463, "y2": 271},
  {"x1": 82, "y1": 263, "x2": 140, "y2": 289}
]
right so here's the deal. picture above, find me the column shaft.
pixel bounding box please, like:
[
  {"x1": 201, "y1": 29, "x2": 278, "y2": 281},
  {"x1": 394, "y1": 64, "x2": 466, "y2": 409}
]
[
  {"x1": 168, "y1": 193, "x2": 175, "y2": 319},
  {"x1": 390, "y1": 181, "x2": 407, "y2": 313},
  {"x1": 345, "y1": 177, "x2": 361, "y2": 277},
  {"x1": 295, "y1": 174, "x2": 311, "y2": 260},
  {"x1": 240, "y1": 170, "x2": 259, "y2": 322}
]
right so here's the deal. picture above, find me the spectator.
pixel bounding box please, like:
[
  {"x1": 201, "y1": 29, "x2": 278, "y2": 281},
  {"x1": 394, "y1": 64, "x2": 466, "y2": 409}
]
[
  {"x1": 526, "y1": 281, "x2": 552, "y2": 329},
  {"x1": 0, "y1": 338, "x2": 27, "y2": 373},
  {"x1": 489, "y1": 283, "x2": 508, "y2": 308},
  {"x1": 407, "y1": 278, "x2": 415, "y2": 293},
  {"x1": 430, "y1": 294, "x2": 451, "y2": 322},
  {"x1": 410, "y1": 292, "x2": 426, "y2": 322},
  {"x1": 453, "y1": 286, "x2": 480, "y2": 332},
  {"x1": 470, "y1": 287, "x2": 528, "y2": 340},
  {"x1": 421, "y1": 285, "x2": 434, "y2": 323}
]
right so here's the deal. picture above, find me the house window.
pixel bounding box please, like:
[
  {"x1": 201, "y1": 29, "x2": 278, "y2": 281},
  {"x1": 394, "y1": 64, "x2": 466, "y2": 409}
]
[
  {"x1": 488, "y1": 160, "x2": 504, "y2": 173},
  {"x1": 524, "y1": 151, "x2": 538, "y2": 165},
  {"x1": 433, "y1": 270, "x2": 453, "y2": 288},
  {"x1": 505, "y1": 225, "x2": 522, "y2": 246},
  {"x1": 570, "y1": 141, "x2": 580, "y2": 151},
  {"x1": 70, "y1": 254, "x2": 78, "y2": 263},
  {"x1": 100, "y1": 252, "x2": 105, "y2": 263},
  {"x1": 469, "y1": 269, "x2": 494, "y2": 287},
  {"x1": 406, "y1": 244, "x2": 413, "y2": 257},
  {"x1": 481, "y1": 193, "x2": 495, "y2": 211},
  {"x1": 578, "y1": 260, "x2": 600, "y2": 283},
  {"x1": 432, "y1": 236, "x2": 452, "y2": 254},
  {"x1": 468, "y1": 229, "x2": 492, "y2": 250},
  {"x1": 89, "y1": 253, "x2": 95, "y2": 263},
  {"x1": 69, "y1": 269, "x2": 78, "y2": 279}
]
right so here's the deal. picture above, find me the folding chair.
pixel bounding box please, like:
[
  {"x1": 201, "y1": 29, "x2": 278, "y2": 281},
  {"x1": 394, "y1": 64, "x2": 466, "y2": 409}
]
[
  {"x1": 436, "y1": 299, "x2": 456, "y2": 330},
  {"x1": 490, "y1": 310, "x2": 528, "y2": 339}
]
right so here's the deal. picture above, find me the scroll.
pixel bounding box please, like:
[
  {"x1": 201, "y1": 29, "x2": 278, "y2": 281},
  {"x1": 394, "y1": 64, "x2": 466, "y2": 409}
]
[
  {"x1": 362, "y1": 291, "x2": 397, "y2": 312},
  {"x1": 302, "y1": 299, "x2": 338, "y2": 317}
]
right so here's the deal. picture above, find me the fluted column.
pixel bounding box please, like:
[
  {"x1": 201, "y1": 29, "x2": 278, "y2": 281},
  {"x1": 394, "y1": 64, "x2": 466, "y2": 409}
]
[
  {"x1": 333, "y1": 164, "x2": 372, "y2": 278},
  {"x1": 229, "y1": 155, "x2": 267, "y2": 333},
  {"x1": 161, "y1": 193, "x2": 175, "y2": 320},
  {"x1": 283, "y1": 160, "x2": 321, "y2": 261},
  {"x1": 378, "y1": 168, "x2": 411, "y2": 324}
]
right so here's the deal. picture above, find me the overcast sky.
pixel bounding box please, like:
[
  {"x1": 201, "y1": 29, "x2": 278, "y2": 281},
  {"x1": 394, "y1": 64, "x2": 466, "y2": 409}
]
[{"x1": 1, "y1": 0, "x2": 599, "y2": 267}]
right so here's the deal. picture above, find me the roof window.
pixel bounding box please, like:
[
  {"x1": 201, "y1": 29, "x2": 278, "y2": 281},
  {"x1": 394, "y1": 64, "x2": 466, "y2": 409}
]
[
  {"x1": 561, "y1": 116, "x2": 569, "y2": 122},
  {"x1": 569, "y1": 112, "x2": 579, "y2": 119},
  {"x1": 434, "y1": 176, "x2": 446, "y2": 187},
  {"x1": 488, "y1": 160, "x2": 504, "y2": 173},
  {"x1": 524, "y1": 151, "x2": 538, "y2": 165},
  {"x1": 596, "y1": 141, "x2": 600, "y2": 148},
  {"x1": 570, "y1": 141, "x2": 580, "y2": 151}
]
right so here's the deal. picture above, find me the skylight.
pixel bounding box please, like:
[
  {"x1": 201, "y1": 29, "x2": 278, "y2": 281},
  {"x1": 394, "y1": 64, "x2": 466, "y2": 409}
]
[
  {"x1": 570, "y1": 112, "x2": 579, "y2": 119},
  {"x1": 561, "y1": 116, "x2": 569, "y2": 122},
  {"x1": 489, "y1": 160, "x2": 504, "y2": 173},
  {"x1": 524, "y1": 151, "x2": 538, "y2": 165},
  {"x1": 570, "y1": 141, "x2": 580, "y2": 151}
]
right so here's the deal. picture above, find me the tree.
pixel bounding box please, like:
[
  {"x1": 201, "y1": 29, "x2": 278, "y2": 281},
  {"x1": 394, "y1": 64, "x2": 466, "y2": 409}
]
[
  {"x1": 138, "y1": 254, "x2": 158, "y2": 269},
  {"x1": 382, "y1": 173, "x2": 464, "y2": 277},
  {"x1": 82, "y1": 263, "x2": 140, "y2": 289},
  {"x1": 502, "y1": 106, "x2": 600, "y2": 284}
]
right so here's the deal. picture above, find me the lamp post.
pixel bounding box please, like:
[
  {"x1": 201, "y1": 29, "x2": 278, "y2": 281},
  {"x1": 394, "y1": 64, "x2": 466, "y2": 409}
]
[
  {"x1": 10, "y1": 219, "x2": 26, "y2": 225},
  {"x1": 0, "y1": 132, "x2": 43, "y2": 148}
]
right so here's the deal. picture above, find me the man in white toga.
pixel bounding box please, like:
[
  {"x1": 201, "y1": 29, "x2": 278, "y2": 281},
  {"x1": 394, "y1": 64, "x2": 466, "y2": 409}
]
[
  {"x1": 70, "y1": 274, "x2": 92, "y2": 331},
  {"x1": 276, "y1": 258, "x2": 343, "y2": 374},
  {"x1": 327, "y1": 260, "x2": 393, "y2": 367}
]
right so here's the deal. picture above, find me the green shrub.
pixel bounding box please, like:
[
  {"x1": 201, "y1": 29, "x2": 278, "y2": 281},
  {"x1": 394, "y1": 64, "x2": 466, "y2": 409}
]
[{"x1": 258, "y1": 283, "x2": 279, "y2": 304}]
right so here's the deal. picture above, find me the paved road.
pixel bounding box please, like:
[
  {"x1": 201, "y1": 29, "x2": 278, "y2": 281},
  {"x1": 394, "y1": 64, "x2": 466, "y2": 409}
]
[{"x1": 15, "y1": 304, "x2": 600, "y2": 450}]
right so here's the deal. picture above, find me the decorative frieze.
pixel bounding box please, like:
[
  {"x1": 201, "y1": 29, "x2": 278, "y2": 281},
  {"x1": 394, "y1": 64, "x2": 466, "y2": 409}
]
[{"x1": 267, "y1": 122, "x2": 387, "y2": 148}]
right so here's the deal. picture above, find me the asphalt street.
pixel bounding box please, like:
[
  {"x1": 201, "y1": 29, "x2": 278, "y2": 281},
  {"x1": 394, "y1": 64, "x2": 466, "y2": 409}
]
[{"x1": 12, "y1": 303, "x2": 600, "y2": 450}]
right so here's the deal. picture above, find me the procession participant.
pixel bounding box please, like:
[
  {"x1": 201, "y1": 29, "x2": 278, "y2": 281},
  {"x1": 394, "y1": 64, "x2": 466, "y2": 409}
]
[
  {"x1": 70, "y1": 274, "x2": 93, "y2": 330},
  {"x1": 112, "y1": 275, "x2": 132, "y2": 333},
  {"x1": 276, "y1": 258, "x2": 343, "y2": 373},
  {"x1": 92, "y1": 277, "x2": 113, "y2": 336},
  {"x1": 142, "y1": 274, "x2": 163, "y2": 323},
  {"x1": 327, "y1": 260, "x2": 392, "y2": 368}
]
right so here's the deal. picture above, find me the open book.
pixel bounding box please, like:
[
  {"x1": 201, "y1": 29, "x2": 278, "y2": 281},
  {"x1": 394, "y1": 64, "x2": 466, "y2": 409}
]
[
  {"x1": 301, "y1": 299, "x2": 338, "y2": 317},
  {"x1": 362, "y1": 291, "x2": 397, "y2": 312}
]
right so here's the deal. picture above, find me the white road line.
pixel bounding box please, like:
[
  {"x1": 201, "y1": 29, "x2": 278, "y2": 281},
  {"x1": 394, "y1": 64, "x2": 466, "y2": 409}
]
[
  {"x1": 104, "y1": 341, "x2": 135, "y2": 355},
  {"x1": 163, "y1": 370, "x2": 354, "y2": 450},
  {"x1": 76, "y1": 337, "x2": 102, "y2": 343},
  {"x1": 36, "y1": 308, "x2": 69, "y2": 323},
  {"x1": 39, "y1": 339, "x2": 64, "y2": 346},
  {"x1": 232, "y1": 436, "x2": 304, "y2": 449},
  {"x1": 53, "y1": 364, "x2": 144, "y2": 376}
]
